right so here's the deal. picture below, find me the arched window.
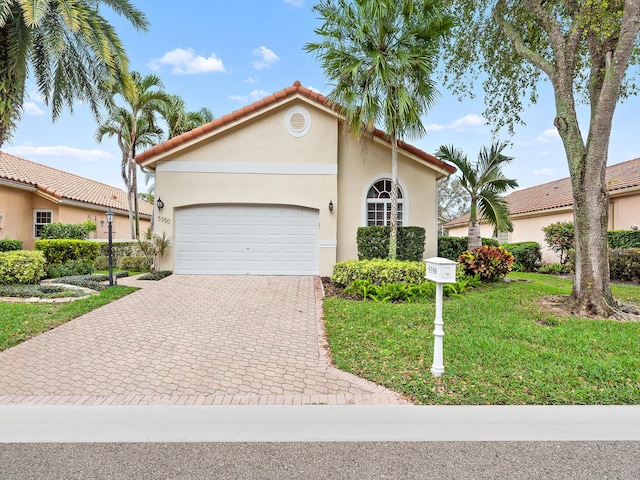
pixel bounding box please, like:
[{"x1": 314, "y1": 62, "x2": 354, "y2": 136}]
[{"x1": 366, "y1": 179, "x2": 403, "y2": 226}]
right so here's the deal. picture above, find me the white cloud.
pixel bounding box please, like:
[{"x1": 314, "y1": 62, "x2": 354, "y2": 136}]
[
  {"x1": 536, "y1": 128, "x2": 560, "y2": 143},
  {"x1": 252, "y1": 46, "x2": 279, "y2": 70},
  {"x1": 283, "y1": 0, "x2": 304, "y2": 6},
  {"x1": 425, "y1": 114, "x2": 485, "y2": 133},
  {"x1": 5, "y1": 145, "x2": 115, "y2": 163},
  {"x1": 307, "y1": 85, "x2": 323, "y2": 94},
  {"x1": 28, "y1": 90, "x2": 45, "y2": 102},
  {"x1": 229, "y1": 94, "x2": 249, "y2": 103},
  {"x1": 533, "y1": 168, "x2": 554, "y2": 176},
  {"x1": 250, "y1": 89, "x2": 268, "y2": 100},
  {"x1": 245, "y1": 76, "x2": 259, "y2": 84},
  {"x1": 23, "y1": 102, "x2": 45, "y2": 116},
  {"x1": 229, "y1": 90, "x2": 269, "y2": 103},
  {"x1": 148, "y1": 48, "x2": 225, "y2": 74}
]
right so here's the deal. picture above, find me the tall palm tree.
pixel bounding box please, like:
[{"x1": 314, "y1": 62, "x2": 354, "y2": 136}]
[
  {"x1": 305, "y1": 0, "x2": 454, "y2": 259},
  {"x1": 435, "y1": 142, "x2": 518, "y2": 250},
  {"x1": 160, "y1": 94, "x2": 214, "y2": 139},
  {"x1": 0, "y1": 0, "x2": 148, "y2": 147},
  {"x1": 96, "y1": 71, "x2": 168, "y2": 239}
]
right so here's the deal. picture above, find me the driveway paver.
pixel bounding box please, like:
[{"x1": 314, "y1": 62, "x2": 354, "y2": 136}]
[{"x1": 0, "y1": 276, "x2": 407, "y2": 405}]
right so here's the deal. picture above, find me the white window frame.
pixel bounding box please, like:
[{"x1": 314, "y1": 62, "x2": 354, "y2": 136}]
[
  {"x1": 362, "y1": 176, "x2": 408, "y2": 227},
  {"x1": 34, "y1": 209, "x2": 53, "y2": 238}
]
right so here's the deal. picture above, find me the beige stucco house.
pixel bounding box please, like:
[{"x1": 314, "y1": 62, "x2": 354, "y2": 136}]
[
  {"x1": 136, "y1": 81, "x2": 455, "y2": 276},
  {"x1": 0, "y1": 152, "x2": 152, "y2": 250},
  {"x1": 446, "y1": 157, "x2": 640, "y2": 263}
]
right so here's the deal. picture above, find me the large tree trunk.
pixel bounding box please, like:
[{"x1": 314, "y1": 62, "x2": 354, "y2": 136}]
[{"x1": 388, "y1": 137, "x2": 399, "y2": 260}]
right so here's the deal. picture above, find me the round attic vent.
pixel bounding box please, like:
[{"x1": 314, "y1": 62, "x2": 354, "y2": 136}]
[{"x1": 285, "y1": 106, "x2": 311, "y2": 137}]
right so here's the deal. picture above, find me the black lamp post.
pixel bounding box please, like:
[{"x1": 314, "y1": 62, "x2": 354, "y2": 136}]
[{"x1": 106, "y1": 208, "x2": 114, "y2": 287}]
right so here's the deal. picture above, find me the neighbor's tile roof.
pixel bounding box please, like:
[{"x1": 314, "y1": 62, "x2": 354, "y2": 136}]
[
  {"x1": 136, "y1": 81, "x2": 456, "y2": 176},
  {"x1": 446, "y1": 157, "x2": 640, "y2": 227},
  {"x1": 0, "y1": 151, "x2": 153, "y2": 215}
]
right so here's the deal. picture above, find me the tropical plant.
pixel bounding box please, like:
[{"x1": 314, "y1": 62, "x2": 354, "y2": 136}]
[
  {"x1": 96, "y1": 71, "x2": 168, "y2": 239},
  {"x1": 305, "y1": 0, "x2": 454, "y2": 259},
  {"x1": 161, "y1": 94, "x2": 214, "y2": 139},
  {"x1": 436, "y1": 142, "x2": 518, "y2": 250},
  {"x1": 138, "y1": 229, "x2": 171, "y2": 272},
  {"x1": 542, "y1": 221, "x2": 575, "y2": 265},
  {"x1": 0, "y1": 0, "x2": 148, "y2": 147},
  {"x1": 442, "y1": 1, "x2": 640, "y2": 316}
]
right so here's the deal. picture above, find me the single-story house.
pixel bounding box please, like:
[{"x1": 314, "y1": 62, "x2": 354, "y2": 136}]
[
  {"x1": 136, "y1": 81, "x2": 455, "y2": 276},
  {"x1": 446, "y1": 157, "x2": 640, "y2": 263},
  {"x1": 0, "y1": 152, "x2": 152, "y2": 249}
]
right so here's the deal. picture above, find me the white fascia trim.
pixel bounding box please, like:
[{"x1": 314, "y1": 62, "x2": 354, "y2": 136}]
[
  {"x1": 157, "y1": 162, "x2": 337, "y2": 175},
  {"x1": 0, "y1": 178, "x2": 35, "y2": 191},
  {"x1": 360, "y1": 174, "x2": 410, "y2": 226},
  {"x1": 319, "y1": 240, "x2": 337, "y2": 248}
]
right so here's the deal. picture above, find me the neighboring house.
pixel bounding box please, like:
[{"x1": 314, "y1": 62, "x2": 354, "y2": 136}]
[
  {"x1": 446, "y1": 157, "x2": 640, "y2": 263},
  {"x1": 136, "y1": 81, "x2": 455, "y2": 276},
  {"x1": 0, "y1": 152, "x2": 152, "y2": 250}
]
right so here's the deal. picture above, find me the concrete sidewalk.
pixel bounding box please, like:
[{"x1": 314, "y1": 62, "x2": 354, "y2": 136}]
[{"x1": 1, "y1": 405, "x2": 639, "y2": 443}]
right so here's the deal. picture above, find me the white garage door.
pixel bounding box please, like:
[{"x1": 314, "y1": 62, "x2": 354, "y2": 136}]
[{"x1": 175, "y1": 205, "x2": 319, "y2": 275}]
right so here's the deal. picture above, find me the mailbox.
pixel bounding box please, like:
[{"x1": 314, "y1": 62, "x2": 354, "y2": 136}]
[{"x1": 425, "y1": 257, "x2": 457, "y2": 284}]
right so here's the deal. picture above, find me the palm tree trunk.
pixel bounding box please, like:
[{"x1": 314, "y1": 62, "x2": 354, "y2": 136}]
[
  {"x1": 389, "y1": 136, "x2": 399, "y2": 260},
  {"x1": 467, "y1": 220, "x2": 482, "y2": 250}
]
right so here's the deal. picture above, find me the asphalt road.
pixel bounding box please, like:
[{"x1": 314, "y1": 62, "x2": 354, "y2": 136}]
[{"x1": 2, "y1": 441, "x2": 639, "y2": 479}]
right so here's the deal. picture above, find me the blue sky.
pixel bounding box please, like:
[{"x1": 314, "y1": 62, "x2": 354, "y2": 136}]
[{"x1": 5, "y1": 0, "x2": 639, "y2": 192}]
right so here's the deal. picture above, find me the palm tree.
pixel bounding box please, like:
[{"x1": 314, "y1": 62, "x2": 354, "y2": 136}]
[
  {"x1": 305, "y1": 0, "x2": 454, "y2": 259},
  {"x1": 435, "y1": 141, "x2": 518, "y2": 250},
  {"x1": 96, "y1": 71, "x2": 168, "y2": 239},
  {"x1": 0, "y1": 0, "x2": 148, "y2": 147},
  {"x1": 160, "y1": 94, "x2": 214, "y2": 139}
]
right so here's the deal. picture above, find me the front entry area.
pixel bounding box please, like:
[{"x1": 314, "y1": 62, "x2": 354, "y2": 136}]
[{"x1": 174, "y1": 204, "x2": 319, "y2": 275}]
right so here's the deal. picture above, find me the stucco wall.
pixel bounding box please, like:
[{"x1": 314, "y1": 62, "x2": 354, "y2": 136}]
[{"x1": 611, "y1": 191, "x2": 640, "y2": 231}]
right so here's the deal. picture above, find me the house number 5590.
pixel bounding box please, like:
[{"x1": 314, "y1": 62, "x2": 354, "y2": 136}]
[{"x1": 158, "y1": 216, "x2": 171, "y2": 224}]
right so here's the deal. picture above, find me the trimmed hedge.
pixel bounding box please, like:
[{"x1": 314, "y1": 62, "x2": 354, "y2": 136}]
[
  {"x1": 118, "y1": 255, "x2": 150, "y2": 272},
  {"x1": 608, "y1": 230, "x2": 640, "y2": 249},
  {"x1": 35, "y1": 239, "x2": 100, "y2": 266},
  {"x1": 502, "y1": 242, "x2": 542, "y2": 272},
  {"x1": 609, "y1": 248, "x2": 640, "y2": 283},
  {"x1": 0, "y1": 238, "x2": 23, "y2": 252},
  {"x1": 46, "y1": 259, "x2": 94, "y2": 279},
  {"x1": 98, "y1": 241, "x2": 143, "y2": 266},
  {"x1": 39, "y1": 221, "x2": 94, "y2": 240},
  {"x1": 0, "y1": 250, "x2": 46, "y2": 285},
  {"x1": 331, "y1": 259, "x2": 425, "y2": 288},
  {"x1": 357, "y1": 226, "x2": 426, "y2": 261},
  {"x1": 438, "y1": 236, "x2": 500, "y2": 261}
]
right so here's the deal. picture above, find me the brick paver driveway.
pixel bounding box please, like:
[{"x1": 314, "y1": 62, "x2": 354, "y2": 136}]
[{"x1": 0, "y1": 276, "x2": 406, "y2": 406}]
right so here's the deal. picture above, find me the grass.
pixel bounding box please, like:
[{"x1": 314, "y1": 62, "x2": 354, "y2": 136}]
[
  {"x1": 0, "y1": 286, "x2": 137, "y2": 352},
  {"x1": 323, "y1": 272, "x2": 640, "y2": 405}
]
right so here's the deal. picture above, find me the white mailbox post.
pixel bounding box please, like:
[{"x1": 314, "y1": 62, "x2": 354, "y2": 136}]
[{"x1": 425, "y1": 257, "x2": 458, "y2": 377}]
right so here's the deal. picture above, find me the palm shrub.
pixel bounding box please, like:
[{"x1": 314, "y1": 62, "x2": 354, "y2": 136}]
[
  {"x1": 138, "y1": 229, "x2": 171, "y2": 272},
  {"x1": 458, "y1": 245, "x2": 514, "y2": 281}
]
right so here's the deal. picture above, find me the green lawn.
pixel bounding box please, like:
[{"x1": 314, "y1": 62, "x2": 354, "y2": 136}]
[
  {"x1": 0, "y1": 286, "x2": 137, "y2": 352},
  {"x1": 323, "y1": 273, "x2": 640, "y2": 405}
]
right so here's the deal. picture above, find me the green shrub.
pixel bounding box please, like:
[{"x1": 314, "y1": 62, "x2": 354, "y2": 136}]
[
  {"x1": 608, "y1": 230, "x2": 640, "y2": 249},
  {"x1": 502, "y1": 242, "x2": 541, "y2": 272},
  {"x1": 331, "y1": 259, "x2": 425, "y2": 288},
  {"x1": 609, "y1": 248, "x2": 640, "y2": 283},
  {"x1": 542, "y1": 221, "x2": 574, "y2": 264},
  {"x1": 538, "y1": 263, "x2": 572, "y2": 275},
  {"x1": 137, "y1": 270, "x2": 172, "y2": 281},
  {"x1": 458, "y1": 245, "x2": 514, "y2": 282},
  {"x1": 118, "y1": 255, "x2": 150, "y2": 272},
  {"x1": 46, "y1": 259, "x2": 94, "y2": 279},
  {"x1": 35, "y1": 239, "x2": 100, "y2": 266},
  {"x1": 437, "y1": 236, "x2": 500, "y2": 261},
  {"x1": 0, "y1": 250, "x2": 46, "y2": 285},
  {"x1": 39, "y1": 222, "x2": 92, "y2": 240},
  {"x1": 0, "y1": 238, "x2": 23, "y2": 252},
  {"x1": 356, "y1": 226, "x2": 426, "y2": 261},
  {"x1": 98, "y1": 241, "x2": 143, "y2": 267},
  {"x1": 93, "y1": 255, "x2": 109, "y2": 270},
  {"x1": 138, "y1": 229, "x2": 171, "y2": 272}
]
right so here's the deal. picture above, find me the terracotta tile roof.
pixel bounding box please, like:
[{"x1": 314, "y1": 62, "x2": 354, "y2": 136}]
[
  {"x1": 0, "y1": 151, "x2": 153, "y2": 215},
  {"x1": 445, "y1": 157, "x2": 640, "y2": 227},
  {"x1": 135, "y1": 81, "x2": 456, "y2": 176}
]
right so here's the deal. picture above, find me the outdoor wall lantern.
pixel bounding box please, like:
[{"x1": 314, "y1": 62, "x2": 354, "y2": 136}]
[
  {"x1": 106, "y1": 208, "x2": 114, "y2": 287},
  {"x1": 156, "y1": 197, "x2": 165, "y2": 210},
  {"x1": 328, "y1": 200, "x2": 334, "y2": 212},
  {"x1": 425, "y1": 256, "x2": 458, "y2": 377}
]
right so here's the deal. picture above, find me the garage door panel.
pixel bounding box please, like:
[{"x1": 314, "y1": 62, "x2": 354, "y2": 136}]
[{"x1": 175, "y1": 205, "x2": 318, "y2": 275}]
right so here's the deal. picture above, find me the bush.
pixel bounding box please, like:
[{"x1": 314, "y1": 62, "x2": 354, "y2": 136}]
[
  {"x1": 538, "y1": 263, "x2": 572, "y2": 275},
  {"x1": 93, "y1": 255, "x2": 109, "y2": 270},
  {"x1": 35, "y1": 239, "x2": 100, "y2": 266},
  {"x1": 138, "y1": 229, "x2": 171, "y2": 272},
  {"x1": 437, "y1": 236, "x2": 500, "y2": 261},
  {"x1": 0, "y1": 238, "x2": 23, "y2": 252},
  {"x1": 46, "y1": 259, "x2": 94, "y2": 279},
  {"x1": 458, "y1": 245, "x2": 514, "y2": 282},
  {"x1": 39, "y1": 222, "x2": 93, "y2": 240},
  {"x1": 98, "y1": 241, "x2": 143, "y2": 267},
  {"x1": 118, "y1": 255, "x2": 150, "y2": 272},
  {"x1": 542, "y1": 221, "x2": 574, "y2": 264},
  {"x1": 609, "y1": 248, "x2": 640, "y2": 283},
  {"x1": 331, "y1": 259, "x2": 425, "y2": 288},
  {"x1": 608, "y1": 230, "x2": 640, "y2": 249},
  {"x1": 356, "y1": 226, "x2": 426, "y2": 261},
  {"x1": 137, "y1": 270, "x2": 173, "y2": 281},
  {"x1": 502, "y1": 242, "x2": 541, "y2": 272},
  {"x1": 0, "y1": 250, "x2": 46, "y2": 285}
]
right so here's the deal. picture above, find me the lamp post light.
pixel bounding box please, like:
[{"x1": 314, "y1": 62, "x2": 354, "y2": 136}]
[{"x1": 106, "y1": 208, "x2": 114, "y2": 287}]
